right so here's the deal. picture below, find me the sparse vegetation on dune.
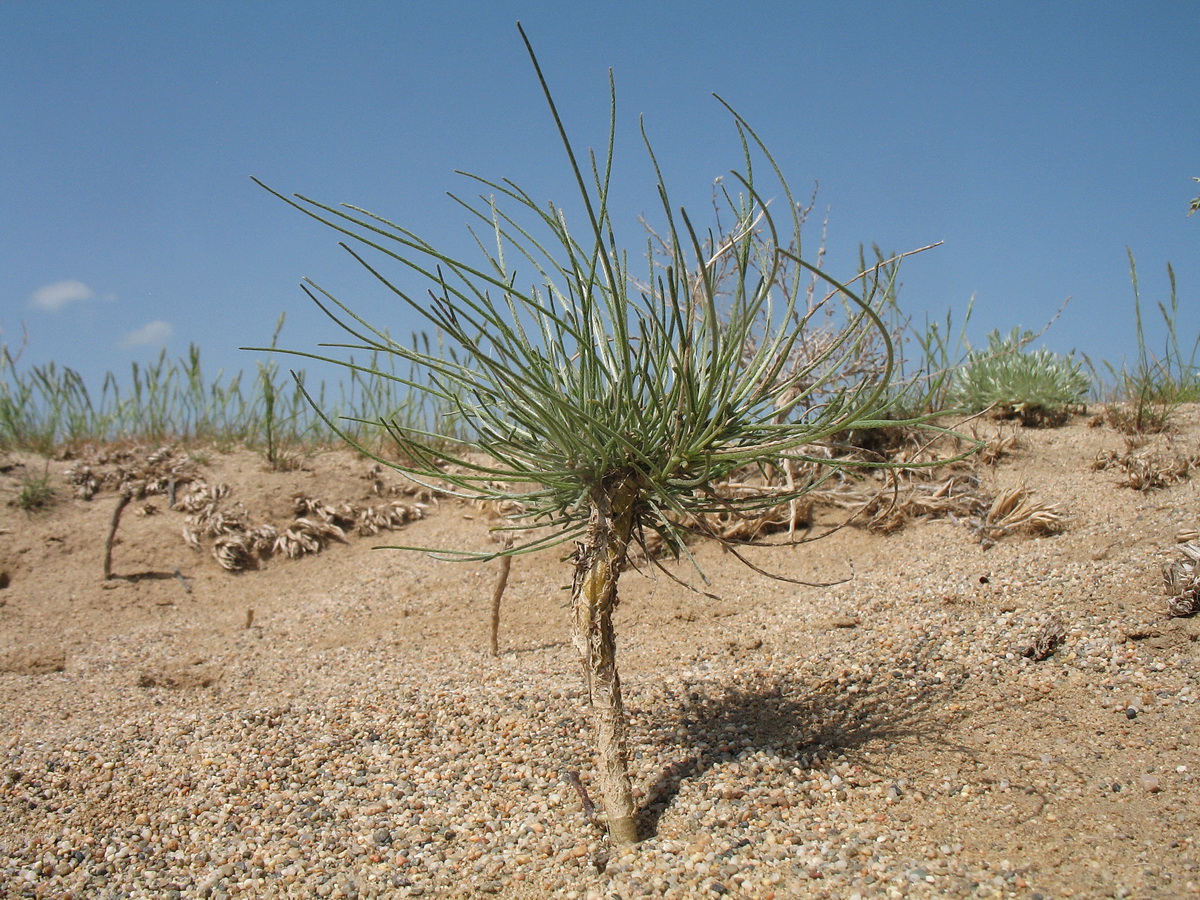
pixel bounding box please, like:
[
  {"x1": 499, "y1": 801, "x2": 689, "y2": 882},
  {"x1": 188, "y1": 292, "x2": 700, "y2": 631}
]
[
  {"x1": 0, "y1": 319, "x2": 442, "y2": 464},
  {"x1": 0, "y1": 27, "x2": 1197, "y2": 875},
  {"x1": 8, "y1": 461, "x2": 54, "y2": 512},
  {"x1": 1091, "y1": 250, "x2": 1200, "y2": 435},
  {"x1": 5, "y1": 250, "x2": 1192, "y2": 461}
]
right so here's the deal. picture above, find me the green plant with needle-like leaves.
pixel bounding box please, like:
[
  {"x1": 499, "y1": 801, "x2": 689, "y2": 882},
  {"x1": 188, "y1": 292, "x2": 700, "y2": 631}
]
[{"x1": 252, "y1": 25, "x2": 943, "y2": 845}]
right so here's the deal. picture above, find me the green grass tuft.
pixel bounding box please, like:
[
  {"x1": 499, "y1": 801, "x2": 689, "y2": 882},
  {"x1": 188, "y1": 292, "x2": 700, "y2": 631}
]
[
  {"x1": 0, "y1": 323, "x2": 450, "y2": 455},
  {"x1": 12, "y1": 465, "x2": 55, "y2": 512},
  {"x1": 1092, "y1": 251, "x2": 1200, "y2": 434}
]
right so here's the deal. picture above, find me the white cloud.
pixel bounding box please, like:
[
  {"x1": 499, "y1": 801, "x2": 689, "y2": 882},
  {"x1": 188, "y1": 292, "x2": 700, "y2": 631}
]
[
  {"x1": 29, "y1": 280, "x2": 96, "y2": 311},
  {"x1": 120, "y1": 320, "x2": 173, "y2": 348}
]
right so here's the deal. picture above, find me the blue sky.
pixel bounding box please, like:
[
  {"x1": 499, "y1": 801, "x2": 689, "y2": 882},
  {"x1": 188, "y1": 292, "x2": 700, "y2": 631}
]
[{"x1": 2, "y1": 1, "x2": 1197, "y2": 396}]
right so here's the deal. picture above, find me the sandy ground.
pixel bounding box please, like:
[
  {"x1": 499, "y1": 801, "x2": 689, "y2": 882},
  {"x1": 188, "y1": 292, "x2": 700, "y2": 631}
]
[{"x1": 1, "y1": 409, "x2": 1199, "y2": 898}]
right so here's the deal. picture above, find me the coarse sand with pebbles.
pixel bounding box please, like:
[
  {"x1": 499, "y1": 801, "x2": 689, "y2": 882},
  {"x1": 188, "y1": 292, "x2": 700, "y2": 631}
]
[{"x1": 1, "y1": 409, "x2": 1199, "y2": 899}]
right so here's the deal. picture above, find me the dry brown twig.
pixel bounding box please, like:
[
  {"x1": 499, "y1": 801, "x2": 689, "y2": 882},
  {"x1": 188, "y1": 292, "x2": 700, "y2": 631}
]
[
  {"x1": 102, "y1": 490, "x2": 133, "y2": 580},
  {"x1": 616, "y1": 425, "x2": 1057, "y2": 558},
  {"x1": 859, "y1": 472, "x2": 989, "y2": 534},
  {"x1": 563, "y1": 770, "x2": 602, "y2": 830},
  {"x1": 937, "y1": 483, "x2": 1068, "y2": 549},
  {"x1": 490, "y1": 535, "x2": 515, "y2": 657}
]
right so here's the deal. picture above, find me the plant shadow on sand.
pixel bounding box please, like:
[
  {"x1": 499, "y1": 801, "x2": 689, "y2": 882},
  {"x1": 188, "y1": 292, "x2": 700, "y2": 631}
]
[{"x1": 634, "y1": 636, "x2": 970, "y2": 840}]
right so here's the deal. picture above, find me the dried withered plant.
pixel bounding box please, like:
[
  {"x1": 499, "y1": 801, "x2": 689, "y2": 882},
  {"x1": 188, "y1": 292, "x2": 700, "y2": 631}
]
[
  {"x1": 1164, "y1": 541, "x2": 1200, "y2": 617},
  {"x1": 180, "y1": 481, "x2": 427, "y2": 571},
  {"x1": 1092, "y1": 437, "x2": 1197, "y2": 491}
]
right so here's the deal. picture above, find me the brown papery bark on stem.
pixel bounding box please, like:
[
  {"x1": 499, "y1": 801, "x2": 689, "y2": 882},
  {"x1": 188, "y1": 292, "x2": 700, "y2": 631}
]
[{"x1": 571, "y1": 475, "x2": 640, "y2": 845}]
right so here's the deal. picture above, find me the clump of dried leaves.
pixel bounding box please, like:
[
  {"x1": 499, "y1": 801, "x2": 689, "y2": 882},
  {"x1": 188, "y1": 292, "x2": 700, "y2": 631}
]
[
  {"x1": 1164, "y1": 539, "x2": 1200, "y2": 618},
  {"x1": 54, "y1": 429, "x2": 1071, "y2": 575},
  {"x1": 61, "y1": 446, "x2": 433, "y2": 572},
  {"x1": 599, "y1": 425, "x2": 1062, "y2": 560},
  {"x1": 64, "y1": 445, "x2": 199, "y2": 502},
  {"x1": 687, "y1": 425, "x2": 1064, "y2": 549},
  {"x1": 182, "y1": 485, "x2": 430, "y2": 571},
  {"x1": 1092, "y1": 438, "x2": 1199, "y2": 491}
]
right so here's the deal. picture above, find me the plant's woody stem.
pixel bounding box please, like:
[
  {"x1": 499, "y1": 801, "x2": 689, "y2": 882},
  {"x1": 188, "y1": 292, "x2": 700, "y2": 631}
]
[{"x1": 571, "y1": 475, "x2": 640, "y2": 845}]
